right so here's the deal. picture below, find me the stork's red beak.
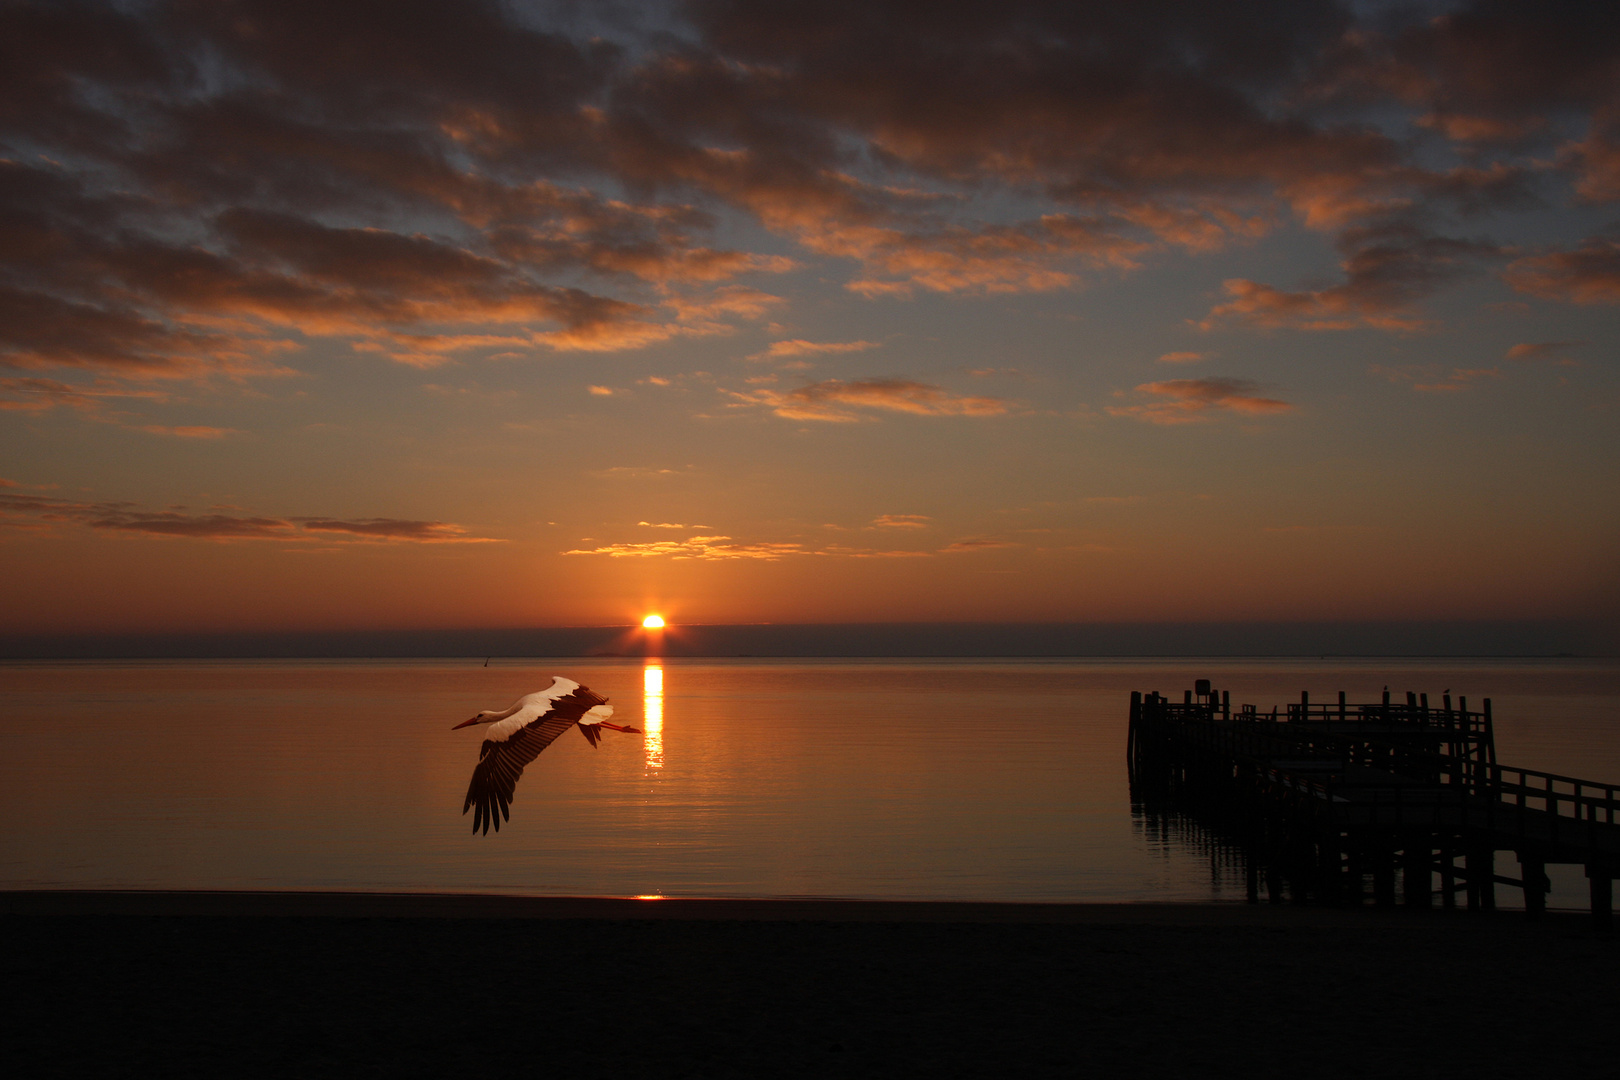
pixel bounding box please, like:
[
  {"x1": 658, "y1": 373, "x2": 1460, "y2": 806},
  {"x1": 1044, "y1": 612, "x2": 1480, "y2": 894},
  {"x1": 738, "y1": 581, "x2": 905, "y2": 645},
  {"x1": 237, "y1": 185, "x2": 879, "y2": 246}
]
[
  {"x1": 599, "y1": 722, "x2": 642, "y2": 734},
  {"x1": 452, "y1": 716, "x2": 481, "y2": 730}
]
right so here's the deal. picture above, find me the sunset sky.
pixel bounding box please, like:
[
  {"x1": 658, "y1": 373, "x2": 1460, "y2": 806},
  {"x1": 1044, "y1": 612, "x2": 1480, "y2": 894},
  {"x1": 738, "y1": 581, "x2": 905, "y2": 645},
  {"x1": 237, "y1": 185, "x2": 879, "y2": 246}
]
[{"x1": 2, "y1": 0, "x2": 1616, "y2": 637}]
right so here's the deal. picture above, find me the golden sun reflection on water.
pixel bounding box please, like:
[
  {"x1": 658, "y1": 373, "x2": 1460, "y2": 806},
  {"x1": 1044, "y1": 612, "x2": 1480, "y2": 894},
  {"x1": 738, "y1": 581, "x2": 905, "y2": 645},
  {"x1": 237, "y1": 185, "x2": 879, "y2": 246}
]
[{"x1": 642, "y1": 663, "x2": 664, "y2": 770}]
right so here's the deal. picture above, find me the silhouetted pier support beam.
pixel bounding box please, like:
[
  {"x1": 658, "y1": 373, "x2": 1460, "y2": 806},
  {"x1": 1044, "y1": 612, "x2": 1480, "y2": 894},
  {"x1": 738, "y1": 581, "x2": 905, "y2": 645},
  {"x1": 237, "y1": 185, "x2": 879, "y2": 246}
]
[
  {"x1": 1588, "y1": 864, "x2": 1614, "y2": 930},
  {"x1": 1266, "y1": 862, "x2": 1284, "y2": 904},
  {"x1": 1517, "y1": 852, "x2": 1548, "y2": 919},
  {"x1": 1127, "y1": 691, "x2": 1140, "y2": 765},
  {"x1": 1439, "y1": 848, "x2": 1457, "y2": 909},
  {"x1": 1374, "y1": 854, "x2": 1396, "y2": 906},
  {"x1": 1403, "y1": 846, "x2": 1432, "y2": 908},
  {"x1": 1466, "y1": 849, "x2": 1495, "y2": 911}
]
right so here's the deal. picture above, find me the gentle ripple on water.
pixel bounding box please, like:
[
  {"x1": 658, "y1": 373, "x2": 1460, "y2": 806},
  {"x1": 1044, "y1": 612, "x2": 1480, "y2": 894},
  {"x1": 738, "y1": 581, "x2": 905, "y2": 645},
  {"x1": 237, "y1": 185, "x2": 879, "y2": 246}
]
[{"x1": 1, "y1": 657, "x2": 1616, "y2": 904}]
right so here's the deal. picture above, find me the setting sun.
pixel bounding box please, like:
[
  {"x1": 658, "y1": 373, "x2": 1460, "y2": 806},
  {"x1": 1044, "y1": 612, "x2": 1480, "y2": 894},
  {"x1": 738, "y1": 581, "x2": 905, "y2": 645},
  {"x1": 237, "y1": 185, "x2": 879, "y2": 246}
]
[{"x1": 642, "y1": 615, "x2": 665, "y2": 629}]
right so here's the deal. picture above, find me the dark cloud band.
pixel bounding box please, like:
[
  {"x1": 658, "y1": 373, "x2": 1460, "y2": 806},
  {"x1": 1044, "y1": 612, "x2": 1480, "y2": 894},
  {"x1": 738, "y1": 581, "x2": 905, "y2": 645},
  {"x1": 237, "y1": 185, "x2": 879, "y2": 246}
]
[{"x1": 1, "y1": 0, "x2": 1615, "y2": 393}]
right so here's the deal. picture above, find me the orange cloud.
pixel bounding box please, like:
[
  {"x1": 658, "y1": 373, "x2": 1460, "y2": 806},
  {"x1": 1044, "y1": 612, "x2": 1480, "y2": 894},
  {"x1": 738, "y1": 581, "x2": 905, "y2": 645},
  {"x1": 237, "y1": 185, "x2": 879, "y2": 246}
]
[
  {"x1": 1505, "y1": 238, "x2": 1620, "y2": 305},
  {"x1": 0, "y1": 376, "x2": 170, "y2": 413},
  {"x1": 941, "y1": 539, "x2": 1017, "y2": 552},
  {"x1": 294, "y1": 518, "x2": 495, "y2": 543},
  {"x1": 731, "y1": 378, "x2": 1010, "y2": 422},
  {"x1": 1201, "y1": 226, "x2": 1499, "y2": 332},
  {"x1": 1416, "y1": 113, "x2": 1545, "y2": 144},
  {"x1": 0, "y1": 160, "x2": 719, "y2": 378},
  {"x1": 481, "y1": 181, "x2": 797, "y2": 284},
  {"x1": 91, "y1": 512, "x2": 293, "y2": 540},
  {"x1": 1568, "y1": 125, "x2": 1620, "y2": 203},
  {"x1": 749, "y1": 339, "x2": 880, "y2": 360},
  {"x1": 1371, "y1": 365, "x2": 1503, "y2": 393},
  {"x1": 563, "y1": 535, "x2": 809, "y2": 560},
  {"x1": 0, "y1": 491, "x2": 499, "y2": 544},
  {"x1": 1201, "y1": 279, "x2": 1423, "y2": 332},
  {"x1": 562, "y1": 531, "x2": 1004, "y2": 560},
  {"x1": 1411, "y1": 368, "x2": 1501, "y2": 393},
  {"x1": 870, "y1": 514, "x2": 931, "y2": 529},
  {"x1": 817, "y1": 546, "x2": 933, "y2": 559},
  {"x1": 135, "y1": 425, "x2": 238, "y2": 439},
  {"x1": 664, "y1": 287, "x2": 786, "y2": 326},
  {"x1": 2, "y1": 0, "x2": 1613, "y2": 400},
  {"x1": 1505, "y1": 341, "x2": 1583, "y2": 364},
  {"x1": 831, "y1": 215, "x2": 1146, "y2": 297},
  {"x1": 1109, "y1": 378, "x2": 1293, "y2": 424}
]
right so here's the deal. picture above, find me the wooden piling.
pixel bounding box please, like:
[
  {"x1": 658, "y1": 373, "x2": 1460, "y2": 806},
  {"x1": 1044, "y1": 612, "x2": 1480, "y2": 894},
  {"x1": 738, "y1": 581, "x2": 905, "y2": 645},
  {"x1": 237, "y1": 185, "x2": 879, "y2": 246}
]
[
  {"x1": 1403, "y1": 846, "x2": 1432, "y2": 907},
  {"x1": 1127, "y1": 690, "x2": 1140, "y2": 765},
  {"x1": 1588, "y1": 865, "x2": 1613, "y2": 930},
  {"x1": 1518, "y1": 852, "x2": 1546, "y2": 918},
  {"x1": 1374, "y1": 855, "x2": 1396, "y2": 906},
  {"x1": 1466, "y1": 848, "x2": 1495, "y2": 911}
]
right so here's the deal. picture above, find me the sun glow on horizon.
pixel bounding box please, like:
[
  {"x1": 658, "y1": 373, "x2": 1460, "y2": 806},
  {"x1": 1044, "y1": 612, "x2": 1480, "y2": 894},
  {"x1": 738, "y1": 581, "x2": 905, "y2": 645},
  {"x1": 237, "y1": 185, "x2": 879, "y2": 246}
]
[{"x1": 642, "y1": 614, "x2": 665, "y2": 628}]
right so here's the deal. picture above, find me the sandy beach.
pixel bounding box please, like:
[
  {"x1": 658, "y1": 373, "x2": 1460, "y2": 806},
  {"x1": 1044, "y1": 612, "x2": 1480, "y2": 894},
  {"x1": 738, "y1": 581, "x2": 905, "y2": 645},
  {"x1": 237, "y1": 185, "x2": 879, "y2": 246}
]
[{"x1": 5, "y1": 891, "x2": 1614, "y2": 1078}]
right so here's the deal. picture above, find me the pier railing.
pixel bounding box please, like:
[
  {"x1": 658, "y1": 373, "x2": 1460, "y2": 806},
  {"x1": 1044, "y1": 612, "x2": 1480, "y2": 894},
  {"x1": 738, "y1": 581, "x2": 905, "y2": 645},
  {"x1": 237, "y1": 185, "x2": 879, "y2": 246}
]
[
  {"x1": 1487, "y1": 765, "x2": 1620, "y2": 828},
  {"x1": 1148, "y1": 689, "x2": 1493, "y2": 743},
  {"x1": 1257, "y1": 762, "x2": 1620, "y2": 826},
  {"x1": 1134, "y1": 693, "x2": 1620, "y2": 826}
]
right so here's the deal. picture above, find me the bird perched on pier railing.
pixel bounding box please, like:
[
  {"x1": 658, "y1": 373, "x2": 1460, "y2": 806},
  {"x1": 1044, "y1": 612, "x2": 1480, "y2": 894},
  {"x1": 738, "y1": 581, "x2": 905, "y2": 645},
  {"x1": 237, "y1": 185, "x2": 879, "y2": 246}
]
[{"x1": 453, "y1": 677, "x2": 640, "y2": 834}]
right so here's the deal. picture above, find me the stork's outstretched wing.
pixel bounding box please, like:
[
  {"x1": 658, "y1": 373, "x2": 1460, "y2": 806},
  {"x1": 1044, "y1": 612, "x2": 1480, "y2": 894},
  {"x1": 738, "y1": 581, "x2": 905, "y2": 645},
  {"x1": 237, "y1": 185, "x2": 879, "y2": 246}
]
[{"x1": 463, "y1": 682, "x2": 609, "y2": 834}]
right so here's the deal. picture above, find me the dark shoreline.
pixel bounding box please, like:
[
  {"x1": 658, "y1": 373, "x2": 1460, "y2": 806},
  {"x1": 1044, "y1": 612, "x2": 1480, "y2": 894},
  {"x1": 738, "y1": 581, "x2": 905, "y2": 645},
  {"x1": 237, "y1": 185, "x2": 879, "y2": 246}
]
[
  {"x1": 6, "y1": 891, "x2": 1615, "y2": 1077},
  {"x1": 1, "y1": 888, "x2": 1524, "y2": 923},
  {"x1": 3, "y1": 887, "x2": 1606, "y2": 925}
]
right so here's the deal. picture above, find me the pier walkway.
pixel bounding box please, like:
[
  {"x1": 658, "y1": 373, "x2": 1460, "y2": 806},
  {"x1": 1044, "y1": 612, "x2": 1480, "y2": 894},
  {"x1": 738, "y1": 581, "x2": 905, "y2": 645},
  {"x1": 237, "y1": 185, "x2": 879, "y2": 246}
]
[{"x1": 1127, "y1": 683, "x2": 1619, "y2": 924}]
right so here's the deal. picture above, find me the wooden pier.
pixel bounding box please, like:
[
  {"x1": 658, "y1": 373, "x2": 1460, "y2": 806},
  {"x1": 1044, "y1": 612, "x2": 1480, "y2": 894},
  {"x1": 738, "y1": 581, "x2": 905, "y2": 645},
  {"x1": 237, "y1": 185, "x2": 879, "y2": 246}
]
[{"x1": 1127, "y1": 682, "x2": 1620, "y2": 925}]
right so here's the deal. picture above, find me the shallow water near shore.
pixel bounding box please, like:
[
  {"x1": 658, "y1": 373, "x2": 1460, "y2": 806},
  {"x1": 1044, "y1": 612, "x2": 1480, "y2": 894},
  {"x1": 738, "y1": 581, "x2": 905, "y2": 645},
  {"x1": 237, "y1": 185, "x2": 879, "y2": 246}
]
[{"x1": 3, "y1": 657, "x2": 1617, "y2": 907}]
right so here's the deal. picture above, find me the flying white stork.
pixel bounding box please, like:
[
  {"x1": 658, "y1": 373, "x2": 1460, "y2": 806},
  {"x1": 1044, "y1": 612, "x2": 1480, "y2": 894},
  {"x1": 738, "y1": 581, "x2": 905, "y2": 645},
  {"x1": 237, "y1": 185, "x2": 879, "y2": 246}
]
[{"x1": 453, "y1": 676, "x2": 641, "y2": 834}]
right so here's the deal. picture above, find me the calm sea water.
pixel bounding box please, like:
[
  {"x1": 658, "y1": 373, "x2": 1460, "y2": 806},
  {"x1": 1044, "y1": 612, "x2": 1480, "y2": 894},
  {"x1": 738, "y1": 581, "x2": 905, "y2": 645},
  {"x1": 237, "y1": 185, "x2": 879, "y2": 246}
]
[{"x1": 3, "y1": 657, "x2": 1617, "y2": 906}]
